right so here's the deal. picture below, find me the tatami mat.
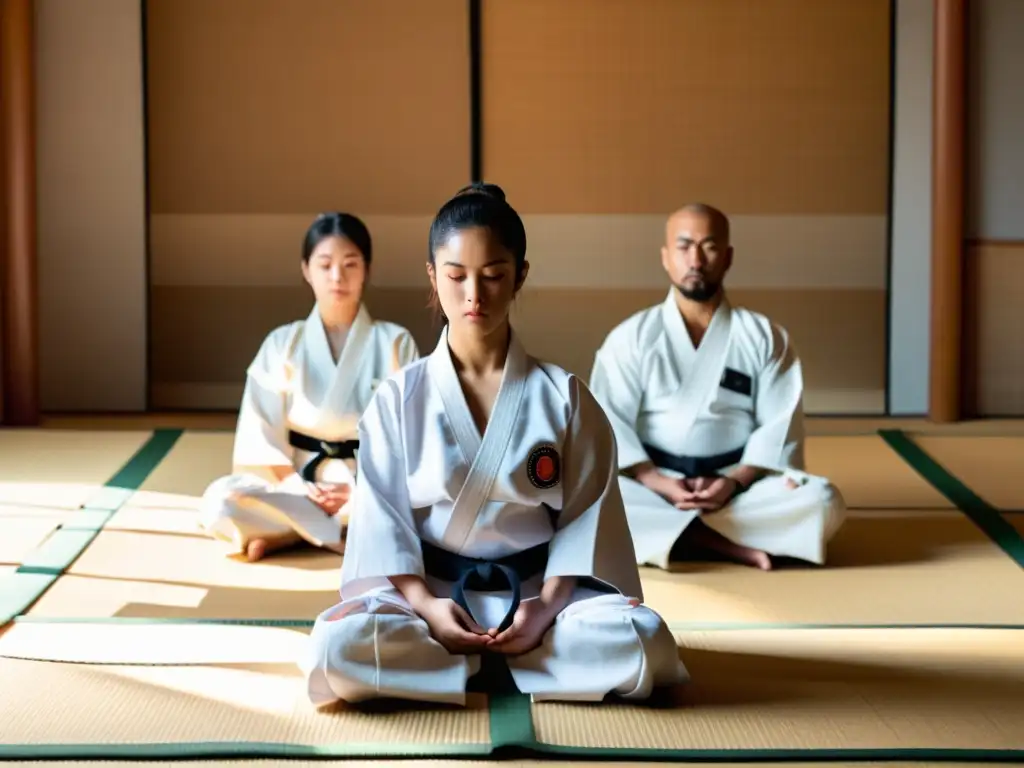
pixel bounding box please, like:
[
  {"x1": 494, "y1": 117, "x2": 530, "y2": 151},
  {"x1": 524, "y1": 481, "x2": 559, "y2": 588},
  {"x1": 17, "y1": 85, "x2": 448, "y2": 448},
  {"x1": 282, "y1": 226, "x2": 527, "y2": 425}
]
[
  {"x1": 101, "y1": 503, "x2": 204, "y2": 536},
  {"x1": 0, "y1": 515, "x2": 62, "y2": 566},
  {"x1": 3, "y1": 425, "x2": 1024, "y2": 763},
  {"x1": 0, "y1": 503, "x2": 67, "y2": 519},
  {"x1": 23, "y1": 509, "x2": 1024, "y2": 627},
  {"x1": 0, "y1": 656, "x2": 490, "y2": 751},
  {"x1": 125, "y1": 431, "x2": 233, "y2": 507},
  {"x1": 0, "y1": 430, "x2": 152, "y2": 509},
  {"x1": 643, "y1": 510, "x2": 1024, "y2": 627},
  {"x1": 803, "y1": 435, "x2": 951, "y2": 509},
  {"x1": 94, "y1": 432, "x2": 229, "y2": 532},
  {"x1": 532, "y1": 628, "x2": 1024, "y2": 753},
  {"x1": 13, "y1": 426, "x2": 1024, "y2": 627},
  {"x1": 0, "y1": 621, "x2": 311, "y2": 665},
  {"x1": 910, "y1": 435, "x2": 1024, "y2": 511},
  {"x1": 25, "y1": 528, "x2": 341, "y2": 620},
  {"x1": 1, "y1": 625, "x2": 1021, "y2": 760},
  {"x1": 806, "y1": 417, "x2": 1024, "y2": 436}
]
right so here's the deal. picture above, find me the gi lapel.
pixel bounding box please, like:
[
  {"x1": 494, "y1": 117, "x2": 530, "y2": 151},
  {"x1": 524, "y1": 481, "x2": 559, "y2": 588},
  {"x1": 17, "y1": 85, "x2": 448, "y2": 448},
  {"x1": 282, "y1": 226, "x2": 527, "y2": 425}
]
[
  {"x1": 301, "y1": 303, "x2": 337, "y2": 400},
  {"x1": 320, "y1": 303, "x2": 374, "y2": 415},
  {"x1": 657, "y1": 289, "x2": 733, "y2": 443},
  {"x1": 428, "y1": 326, "x2": 528, "y2": 553}
]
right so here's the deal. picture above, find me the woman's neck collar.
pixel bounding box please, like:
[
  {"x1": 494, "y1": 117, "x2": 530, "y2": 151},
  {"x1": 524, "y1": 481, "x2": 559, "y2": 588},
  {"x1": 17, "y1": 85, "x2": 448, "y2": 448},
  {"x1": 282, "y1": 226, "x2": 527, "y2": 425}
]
[
  {"x1": 447, "y1": 321, "x2": 511, "y2": 377},
  {"x1": 318, "y1": 300, "x2": 360, "y2": 332}
]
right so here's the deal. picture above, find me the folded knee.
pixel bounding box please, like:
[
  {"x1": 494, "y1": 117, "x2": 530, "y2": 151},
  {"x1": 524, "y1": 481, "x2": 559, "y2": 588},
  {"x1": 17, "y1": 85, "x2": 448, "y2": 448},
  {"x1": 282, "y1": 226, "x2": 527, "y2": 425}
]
[
  {"x1": 625, "y1": 604, "x2": 675, "y2": 639},
  {"x1": 790, "y1": 476, "x2": 844, "y2": 509},
  {"x1": 818, "y1": 480, "x2": 846, "y2": 511},
  {"x1": 312, "y1": 597, "x2": 426, "y2": 647},
  {"x1": 559, "y1": 596, "x2": 669, "y2": 636}
]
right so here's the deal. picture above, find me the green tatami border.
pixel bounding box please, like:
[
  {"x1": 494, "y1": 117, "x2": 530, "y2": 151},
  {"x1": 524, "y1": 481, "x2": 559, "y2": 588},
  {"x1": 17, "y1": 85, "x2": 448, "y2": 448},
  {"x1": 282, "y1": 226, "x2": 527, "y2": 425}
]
[
  {"x1": 0, "y1": 429, "x2": 183, "y2": 624},
  {"x1": 880, "y1": 429, "x2": 1024, "y2": 567},
  {"x1": 0, "y1": 736, "x2": 1021, "y2": 763}
]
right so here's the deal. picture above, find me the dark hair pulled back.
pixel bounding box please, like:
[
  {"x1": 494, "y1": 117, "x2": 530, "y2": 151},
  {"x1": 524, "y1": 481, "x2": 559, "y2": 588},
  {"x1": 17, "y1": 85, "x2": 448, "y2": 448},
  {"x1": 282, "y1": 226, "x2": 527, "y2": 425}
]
[
  {"x1": 427, "y1": 182, "x2": 526, "y2": 279},
  {"x1": 302, "y1": 212, "x2": 372, "y2": 265}
]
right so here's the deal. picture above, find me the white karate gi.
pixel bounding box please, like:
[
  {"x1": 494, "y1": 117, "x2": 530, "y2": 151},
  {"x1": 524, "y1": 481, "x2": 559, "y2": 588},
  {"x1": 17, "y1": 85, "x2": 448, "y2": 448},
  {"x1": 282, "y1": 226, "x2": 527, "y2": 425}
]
[
  {"x1": 199, "y1": 304, "x2": 420, "y2": 554},
  {"x1": 589, "y1": 290, "x2": 846, "y2": 570},
  {"x1": 301, "y1": 327, "x2": 688, "y2": 707}
]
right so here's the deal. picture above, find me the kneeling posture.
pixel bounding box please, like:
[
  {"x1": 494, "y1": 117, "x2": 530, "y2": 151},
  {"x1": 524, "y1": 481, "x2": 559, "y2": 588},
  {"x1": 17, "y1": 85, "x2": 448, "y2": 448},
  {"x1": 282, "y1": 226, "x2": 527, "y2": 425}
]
[
  {"x1": 589, "y1": 204, "x2": 846, "y2": 571},
  {"x1": 199, "y1": 213, "x2": 419, "y2": 561},
  {"x1": 302, "y1": 185, "x2": 687, "y2": 707}
]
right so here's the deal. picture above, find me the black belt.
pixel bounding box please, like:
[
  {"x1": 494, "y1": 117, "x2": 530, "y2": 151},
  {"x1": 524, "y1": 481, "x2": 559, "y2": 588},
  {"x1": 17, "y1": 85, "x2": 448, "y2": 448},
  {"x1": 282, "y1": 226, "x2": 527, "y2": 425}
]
[
  {"x1": 421, "y1": 540, "x2": 549, "y2": 633},
  {"x1": 288, "y1": 430, "x2": 358, "y2": 483},
  {"x1": 642, "y1": 443, "x2": 745, "y2": 477}
]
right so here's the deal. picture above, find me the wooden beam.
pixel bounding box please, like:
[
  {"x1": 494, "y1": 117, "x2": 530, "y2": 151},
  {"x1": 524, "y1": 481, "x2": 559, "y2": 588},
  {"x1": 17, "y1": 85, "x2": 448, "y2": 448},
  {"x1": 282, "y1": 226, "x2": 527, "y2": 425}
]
[
  {"x1": 929, "y1": 0, "x2": 968, "y2": 423},
  {"x1": 0, "y1": 0, "x2": 39, "y2": 426}
]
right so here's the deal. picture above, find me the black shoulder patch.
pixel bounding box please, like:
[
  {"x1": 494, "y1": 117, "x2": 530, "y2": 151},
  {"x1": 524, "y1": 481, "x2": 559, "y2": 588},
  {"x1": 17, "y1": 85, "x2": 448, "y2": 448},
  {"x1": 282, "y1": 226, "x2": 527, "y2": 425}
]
[{"x1": 720, "y1": 367, "x2": 753, "y2": 397}]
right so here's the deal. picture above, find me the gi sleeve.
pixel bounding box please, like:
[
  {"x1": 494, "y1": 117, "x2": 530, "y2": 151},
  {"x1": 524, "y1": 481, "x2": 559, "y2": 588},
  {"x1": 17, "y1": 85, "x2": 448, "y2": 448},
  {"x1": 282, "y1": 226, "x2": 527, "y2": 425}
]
[
  {"x1": 232, "y1": 332, "x2": 294, "y2": 469},
  {"x1": 338, "y1": 378, "x2": 425, "y2": 598},
  {"x1": 740, "y1": 325, "x2": 806, "y2": 471},
  {"x1": 544, "y1": 376, "x2": 645, "y2": 601},
  {"x1": 390, "y1": 330, "x2": 421, "y2": 372},
  {"x1": 588, "y1": 336, "x2": 650, "y2": 471}
]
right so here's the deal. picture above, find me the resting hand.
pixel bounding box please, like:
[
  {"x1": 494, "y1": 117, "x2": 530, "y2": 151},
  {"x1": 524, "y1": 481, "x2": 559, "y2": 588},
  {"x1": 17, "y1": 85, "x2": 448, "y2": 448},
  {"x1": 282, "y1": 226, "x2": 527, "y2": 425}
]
[
  {"x1": 674, "y1": 476, "x2": 739, "y2": 512},
  {"x1": 488, "y1": 575, "x2": 574, "y2": 656},
  {"x1": 307, "y1": 482, "x2": 350, "y2": 516},
  {"x1": 636, "y1": 469, "x2": 693, "y2": 507},
  {"x1": 487, "y1": 598, "x2": 558, "y2": 656},
  {"x1": 415, "y1": 596, "x2": 494, "y2": 655}
]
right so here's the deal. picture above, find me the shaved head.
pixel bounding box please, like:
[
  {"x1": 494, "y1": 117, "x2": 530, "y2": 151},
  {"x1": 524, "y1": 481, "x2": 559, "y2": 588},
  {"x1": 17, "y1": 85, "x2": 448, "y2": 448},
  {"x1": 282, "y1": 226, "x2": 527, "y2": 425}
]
[
  {"x1": 661, "y1": 202, "x2": 734, "y2": 303},
  {"x1": 665, "y1": 203, "x2": 730, "y2": 246}
]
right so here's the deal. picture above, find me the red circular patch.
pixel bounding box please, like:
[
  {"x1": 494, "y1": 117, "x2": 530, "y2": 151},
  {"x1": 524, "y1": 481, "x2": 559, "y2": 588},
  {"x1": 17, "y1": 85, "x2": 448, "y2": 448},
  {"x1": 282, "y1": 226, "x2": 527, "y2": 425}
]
[
  {"x1": 527, "y1": 445, "x2": 560, "y2": 489},
  {"x1": 535, "y1": 456, "x2": 554, "y2": 482}
]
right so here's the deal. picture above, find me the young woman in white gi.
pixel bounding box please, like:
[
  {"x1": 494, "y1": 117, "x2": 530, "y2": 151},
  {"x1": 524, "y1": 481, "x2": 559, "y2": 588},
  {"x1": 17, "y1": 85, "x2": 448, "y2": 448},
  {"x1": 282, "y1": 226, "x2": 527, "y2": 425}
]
[
  {"x1": 199, "y1": 212, "x2": 420, "y2": 562},
  {"x1": 301, "y1": 184, "x2": 687, "y2": 707}
]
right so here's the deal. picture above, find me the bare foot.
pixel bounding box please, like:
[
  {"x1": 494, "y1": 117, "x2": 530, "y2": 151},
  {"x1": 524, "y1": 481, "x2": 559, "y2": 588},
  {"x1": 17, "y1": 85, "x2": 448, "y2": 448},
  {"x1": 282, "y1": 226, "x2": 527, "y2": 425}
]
[
  {"x1": 244, "y1": 532, "x2": 303, "y2": 562},
  {"x1": 705, "y1": 537, "x2": 773, "y2": 571},
  {"x1": 742, "y1": 547, "x2": 773, "y2": 571},
  {"x1": 246, "y1": 538, "x2": 268, "y2": 562},
  {"x1": 676, "y1": 519, "x2": 773, "y2": 571}
]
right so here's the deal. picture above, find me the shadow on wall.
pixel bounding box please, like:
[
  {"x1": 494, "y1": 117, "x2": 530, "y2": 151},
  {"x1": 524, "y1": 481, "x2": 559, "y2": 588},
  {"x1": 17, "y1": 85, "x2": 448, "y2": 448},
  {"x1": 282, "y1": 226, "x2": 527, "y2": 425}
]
[{"x1": 148, "y1": 283, "x2": 886, "y2": 413}]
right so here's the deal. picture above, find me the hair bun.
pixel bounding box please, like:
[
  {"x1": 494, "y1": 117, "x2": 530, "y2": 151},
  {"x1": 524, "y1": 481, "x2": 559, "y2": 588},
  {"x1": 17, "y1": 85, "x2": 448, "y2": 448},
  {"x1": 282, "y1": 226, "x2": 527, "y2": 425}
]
[{"x1": 454, "y1": 182, "x2": 506, "y2": 203}]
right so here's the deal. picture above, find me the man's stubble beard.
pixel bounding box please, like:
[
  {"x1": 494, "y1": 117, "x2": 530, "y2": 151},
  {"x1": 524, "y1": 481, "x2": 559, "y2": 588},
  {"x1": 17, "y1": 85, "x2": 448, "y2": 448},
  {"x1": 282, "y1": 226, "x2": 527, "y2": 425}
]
[{"x1": 674, "y1": 280, "x2": 721, "y2": 303}]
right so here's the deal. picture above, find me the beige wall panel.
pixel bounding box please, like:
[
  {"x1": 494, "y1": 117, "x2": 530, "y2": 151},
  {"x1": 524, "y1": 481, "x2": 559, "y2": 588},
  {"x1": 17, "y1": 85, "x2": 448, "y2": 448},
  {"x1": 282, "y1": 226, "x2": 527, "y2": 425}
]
[
  {"x1": 148, "y1": 285, "x2": 441, "y2": 388},
  {"x1": 967, "y1": 0, "x2": 1024, "y2": 239},
  {"x1": 35, "y1": 0, "x2": 147, "y2": 412},
  {"x1": 969, "y1": 244, "x2": 1024, "y2": 416},
  {"x1": 148, "y1": 214, "x2": 434, "y2": 288},
  {"x1": 145, "y1": 0, "x2": 469, "y2": 215},
  {"x1": 150, "y1": 287, "x2": 885, "y2": 415},
  {"x1": 482, "y1": 0, "x2": 891, "y2": 215},
  {"x1": 150, "y1": 213, "x2": 887, "y2": 290}
]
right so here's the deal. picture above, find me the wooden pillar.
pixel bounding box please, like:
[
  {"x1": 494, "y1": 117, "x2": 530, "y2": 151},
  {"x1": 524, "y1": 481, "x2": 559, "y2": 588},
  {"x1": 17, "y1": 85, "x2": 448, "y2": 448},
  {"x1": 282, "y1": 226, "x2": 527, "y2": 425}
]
[
  {"x1": 929, "y1": 0, "x2": 967, "y2": 423},
  {"x1": 0, "y1": 0, "x2": 40, "y2": 426}
]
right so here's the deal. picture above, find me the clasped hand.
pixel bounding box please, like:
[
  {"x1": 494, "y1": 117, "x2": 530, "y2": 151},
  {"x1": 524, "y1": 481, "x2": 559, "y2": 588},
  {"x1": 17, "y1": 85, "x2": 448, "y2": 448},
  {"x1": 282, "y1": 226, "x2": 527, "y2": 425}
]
[
  {"x1": 659, "y1": 475, "x2": 739, "y2": 511},
  {"x1": 306, "y1": 482, "x2": 350, "y2": 516},
  {"x1": 416, "y1": 595, "x2": 557, "y2": 657}
]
